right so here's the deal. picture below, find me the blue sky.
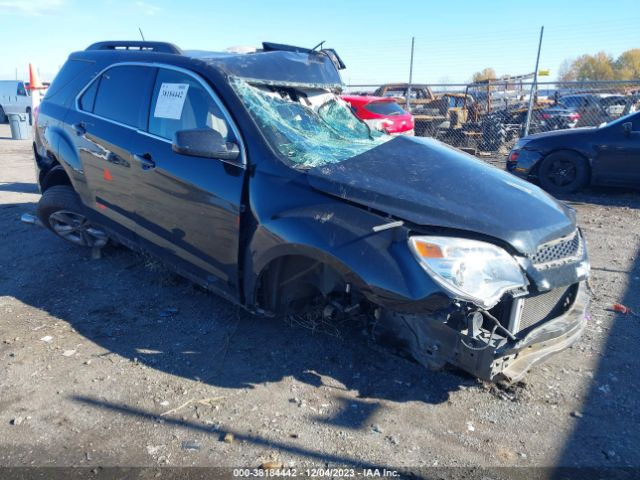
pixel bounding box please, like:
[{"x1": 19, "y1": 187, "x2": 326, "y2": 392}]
[{"x1": 0, "y1": 0, "x2": 638, "y2": 84}]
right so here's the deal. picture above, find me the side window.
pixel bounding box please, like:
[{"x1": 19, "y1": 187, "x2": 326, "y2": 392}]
[
  {"x1": 78, "y1": 78, "x2": 100, "y2": 113},
  {"x1": 17, "y1": 83, "x2": 27, "y2": 96},
  {"x1": 149, "y1": 69, "x2": 232, "y2": 143},
  {"x1": 93, "y1": 66, "x2": 156, "y2": 129}
]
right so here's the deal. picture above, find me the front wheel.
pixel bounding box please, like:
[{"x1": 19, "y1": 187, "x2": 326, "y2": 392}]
[
  {"x1": 37, "y1": 185, "x2": 108, "y2": 248},
  {"x1": 0, "y1": 106, "x2": 6, "y2": 123},
  {"x1": 538, "y1": 151, "x2": 589, "y2": 194}
]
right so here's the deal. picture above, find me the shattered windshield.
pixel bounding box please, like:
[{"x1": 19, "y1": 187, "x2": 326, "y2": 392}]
[{"x1": 231, "y1": 78, "x2": 391, "y2": 168}]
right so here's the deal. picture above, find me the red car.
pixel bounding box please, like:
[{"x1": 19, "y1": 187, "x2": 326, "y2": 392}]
[{"x1": 342, "y1": 95, "x2": 414, "y2": 135}]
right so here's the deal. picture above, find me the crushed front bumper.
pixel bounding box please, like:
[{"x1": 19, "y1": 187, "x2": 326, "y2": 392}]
[
  {"x1": 377, "y1": 281, "x2": 589, "y2": 383},
  {"x1": 461, "y1": 282, "x2": 589, "y2": 382}
]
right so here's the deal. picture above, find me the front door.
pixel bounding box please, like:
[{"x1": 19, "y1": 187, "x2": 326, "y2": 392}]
[
  {"x1": 593, "y1": 112, "x2": 640, "y2": 186},
  {"x1": 132, "y1": 66, "x2": 246, "y2": 298}
]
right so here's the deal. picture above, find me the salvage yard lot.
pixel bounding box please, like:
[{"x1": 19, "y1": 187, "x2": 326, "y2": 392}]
[{"x1": 0, "y1": 123, "x2": 639, "y2": 470}]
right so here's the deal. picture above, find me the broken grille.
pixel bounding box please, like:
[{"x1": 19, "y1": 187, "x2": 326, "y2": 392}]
[
  {"x1": 530, "y1": 230, "x2": 583, "y2": 267},
  {"x1": 518, "y1": 286, "x2": 573, "y2": 332}
]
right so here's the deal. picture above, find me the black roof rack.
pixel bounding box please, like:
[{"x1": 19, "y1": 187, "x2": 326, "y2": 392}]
[{"x1": 86, "y1": 41, "x2": 182, "y2": 54}]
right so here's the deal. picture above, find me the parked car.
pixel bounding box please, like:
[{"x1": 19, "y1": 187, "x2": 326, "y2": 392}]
[
  {"x1": 0, "y1": 80, "x2": 39, "y2": 124},
  {"x1": 507, "y1": 110, "x2": 640, "y2": 193},
  {"x1": 373, "y1": 83, "x2": 448, "y2": 136},
  {"x1": 530, "y1": 104, "x2": 580, "y2": 133},
  {"x1": 33, "y1": 40, "x2": 590, "y2": 383},
  {"x1": 557, "y1": 93, "x2": 633, "y2": 127},
  {"x1": 341, "y1": 95, "x2": 414, "y2": 135}
]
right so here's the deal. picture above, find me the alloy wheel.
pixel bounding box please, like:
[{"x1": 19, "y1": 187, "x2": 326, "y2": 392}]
[
  {"x1": 48, "y1": 210, "x2": 108, "y2": 247},
  {"x1": 547, "y1": 159, "x2": 577, "y2": 187}
]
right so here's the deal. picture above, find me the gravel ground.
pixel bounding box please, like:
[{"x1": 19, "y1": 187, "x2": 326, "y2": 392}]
[{"x1": 0, "y1": 123, "x2": 639, "y2": 473}]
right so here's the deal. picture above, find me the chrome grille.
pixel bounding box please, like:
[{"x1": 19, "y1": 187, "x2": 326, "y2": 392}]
[
  {"x1": 530, "y1": 230, "x2": 583, "y2": 267},
  {"x1": 516, "y1": 286, "x2": 573, "y2": 333}
]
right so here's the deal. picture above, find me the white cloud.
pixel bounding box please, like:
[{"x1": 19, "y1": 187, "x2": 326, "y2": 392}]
[
  {"x1": 135, "y1": 0, "x2": 161, "y2": 15},
  {"x1": 0, "y1": 0, "x2": 65, "y2": 15}
]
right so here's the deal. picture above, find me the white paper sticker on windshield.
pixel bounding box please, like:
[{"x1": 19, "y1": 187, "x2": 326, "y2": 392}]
[{"x1": 153, "y1": 83, "x2": 189, "y2": 120}]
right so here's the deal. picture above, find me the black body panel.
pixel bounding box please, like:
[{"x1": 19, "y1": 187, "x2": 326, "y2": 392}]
[{"x1": 308, "y1": 136, "x2": 576, "y2": 256}]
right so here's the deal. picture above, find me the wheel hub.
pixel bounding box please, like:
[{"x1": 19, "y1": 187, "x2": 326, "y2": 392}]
[{"x1": 550, "y1": 159, "x2": 576, "y2": 186}]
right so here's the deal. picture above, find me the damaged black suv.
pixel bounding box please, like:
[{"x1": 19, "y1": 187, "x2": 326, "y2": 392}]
[{"x1": 33, "y1": 40, "x2": 590, "y2": 382}]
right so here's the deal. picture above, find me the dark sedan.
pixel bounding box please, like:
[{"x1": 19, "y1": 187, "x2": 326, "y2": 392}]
[{"x1": 507, "y1": 111, "x2": 640, "y2": 193}]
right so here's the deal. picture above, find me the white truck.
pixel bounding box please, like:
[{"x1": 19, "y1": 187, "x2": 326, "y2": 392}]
[{"x1": 0, "y1": 80, "x2": 42, "y2": 124}]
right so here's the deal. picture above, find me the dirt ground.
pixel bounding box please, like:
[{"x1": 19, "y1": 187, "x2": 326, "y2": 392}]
[{"x1": 1, "y1": 123, "x2": 639, "y2": 474}]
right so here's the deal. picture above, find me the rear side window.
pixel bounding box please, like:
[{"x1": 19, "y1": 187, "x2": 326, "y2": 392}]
[
  {"x1": 364, "y1": 101, "x2": 406, "y2": 116},
  {"x1": 78, "y1": 78, "x2": 99, "y2": 112},
  {"x1": 148, "y1": 68, "x2": 232, "y2": 142},
  {"x1": 93, "y1": 66, "x2": 156, "y2": 129},
  {"x1": 561, "y1": 96, "x2": 580, "y2": 108},
  {"x1": 384, "y1": 89, "x2": 407, "y2": 98},
  {"x1": 44, "y1": 59, "x2": 95, "y2": 107}
]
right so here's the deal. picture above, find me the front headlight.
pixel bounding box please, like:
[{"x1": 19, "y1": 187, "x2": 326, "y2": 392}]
[{"x1": 409, "y1": 236, "x2": 527, "y2": 309}]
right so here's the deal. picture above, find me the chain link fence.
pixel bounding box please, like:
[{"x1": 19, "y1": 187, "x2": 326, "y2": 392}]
[{"x1": 345, "y1": 80, "x2": 640, "y2": 160}]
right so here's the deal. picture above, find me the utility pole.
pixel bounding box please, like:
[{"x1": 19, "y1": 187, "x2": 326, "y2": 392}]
[
  {"x1": 523, "y1": 26, "x2": 544, "y2": 137},
  {"x1": 139, "y1": 27, "x2": 146, "y2": 41},
  {"x1": 407, "y1": 37, "x2": 415, "y2": 111}
]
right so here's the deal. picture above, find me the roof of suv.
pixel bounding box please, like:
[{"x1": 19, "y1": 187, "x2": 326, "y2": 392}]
[{"x1": 79, "y1": 41, "x2": 345, "y2": 88}]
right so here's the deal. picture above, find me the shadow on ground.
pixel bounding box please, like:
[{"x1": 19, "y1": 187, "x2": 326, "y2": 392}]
[
  {"x1": 553, "y1": 245, "x2": 640, "y2": 474},
  {"x1": 0, "y1": 182, "x2": 39, "y2": 194},
  {"x1": 0, "y1": 201, "x2": 474, "y2": 438},
  {"x1": 556, "y1": 187, "x2": 640, "y2": 209}
]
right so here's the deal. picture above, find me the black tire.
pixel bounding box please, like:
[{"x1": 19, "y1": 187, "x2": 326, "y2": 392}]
[
  {"x1": 538, "y1": 151, "x2": 589, "y2": 194},
  {"x1": 0, "y1": 106, "x2": 6, "y2": 123},
  {"x1": 26, "y1": 108, "x2": 32, "y2": 126},
  {"x1": 480, "y1": 113, "x2": 507, "y2": 151},
  {"x1": 37, "y1": 185, "x2": 108, "y2": 248}
]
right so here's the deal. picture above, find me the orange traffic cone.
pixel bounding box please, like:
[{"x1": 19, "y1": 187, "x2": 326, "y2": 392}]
[{"x1": 27, "y1": 63, "x2": 45, "y2": 90}]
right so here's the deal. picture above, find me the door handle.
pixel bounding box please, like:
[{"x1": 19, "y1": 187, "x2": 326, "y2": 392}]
[
  {"x1": 71, "y1": 122, "x2": 86, "y2": 136},
  {"x1": 133, "y1": 153, "x2": 156, "y2": 170}
]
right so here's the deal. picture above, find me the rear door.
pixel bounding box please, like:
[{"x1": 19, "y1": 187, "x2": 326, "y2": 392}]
[
  {"x1": 69, "y1": 64, "x2": 156, "y2": 241},
  {"x1": 132, "y1": 66, "x2": 246, "y2": 298}
]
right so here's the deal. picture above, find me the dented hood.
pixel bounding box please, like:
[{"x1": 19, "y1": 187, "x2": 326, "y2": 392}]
[{"x1": 306, "y1": 136, "x2": 576, "y2": 255}]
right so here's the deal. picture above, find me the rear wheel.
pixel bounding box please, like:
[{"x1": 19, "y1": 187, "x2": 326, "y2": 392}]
[
  {"x1": 538, "y1": 151, "x2": 589, "y2": 194},
  {"x1": 37, "y1": 185, "x2": 108, "y2": 248}
]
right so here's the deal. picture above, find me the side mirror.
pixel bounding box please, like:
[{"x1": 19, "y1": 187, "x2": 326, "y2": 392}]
[
  {"x1": 172, "y1": 128, "x2": 240, "y2": 161},
  {"x1": 622, "y1": 121, "x2": 633, "y2": 138}
]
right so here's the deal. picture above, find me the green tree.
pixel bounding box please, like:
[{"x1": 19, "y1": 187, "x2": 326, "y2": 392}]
[
  {"x1": 578, "y1": 52, "x2": 615, "y2": 80},
  {"x1": 559, "y1": 52, "x2": 615, "y2": 81},
  {"x1": 471, "y1": 68, "x2": 497, "y2": 83},
  {"x1": 614, "y1": 48, "x2": 640, "y2": 80},
  {"x1": 559, "y1": 49, "x2": 640, "y2": 81}
]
